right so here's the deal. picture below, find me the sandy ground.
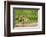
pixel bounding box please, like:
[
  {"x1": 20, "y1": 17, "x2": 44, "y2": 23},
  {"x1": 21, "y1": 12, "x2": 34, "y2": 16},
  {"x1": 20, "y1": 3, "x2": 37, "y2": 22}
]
[{"x1": 16, "y1": 23, "x2": 38, "y2": 27}]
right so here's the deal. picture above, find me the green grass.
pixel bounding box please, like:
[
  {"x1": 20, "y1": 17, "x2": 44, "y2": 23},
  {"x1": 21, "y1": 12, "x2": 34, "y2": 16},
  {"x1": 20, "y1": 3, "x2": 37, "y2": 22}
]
[{"x1": 15, "y1": 9, "x2": 38, "y2": 24}]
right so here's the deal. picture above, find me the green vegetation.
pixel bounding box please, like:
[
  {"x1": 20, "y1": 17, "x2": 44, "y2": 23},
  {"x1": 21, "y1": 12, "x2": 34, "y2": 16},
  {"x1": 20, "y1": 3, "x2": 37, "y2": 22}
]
[{"x1": 15, "y1": 9, "x2": 38, "y2": 24}]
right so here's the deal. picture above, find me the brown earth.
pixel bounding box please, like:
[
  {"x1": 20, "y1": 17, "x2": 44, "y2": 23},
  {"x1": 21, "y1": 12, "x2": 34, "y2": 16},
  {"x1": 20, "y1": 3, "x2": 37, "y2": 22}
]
[{"x1": 16, "y1": 23, "x2": 38, "y2": 27}]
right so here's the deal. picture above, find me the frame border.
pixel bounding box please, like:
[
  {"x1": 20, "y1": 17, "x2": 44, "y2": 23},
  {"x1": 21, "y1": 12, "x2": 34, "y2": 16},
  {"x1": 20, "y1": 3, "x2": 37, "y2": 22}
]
[{"x1": 4, "y1": 1, "x2": 45, "y2": 36}]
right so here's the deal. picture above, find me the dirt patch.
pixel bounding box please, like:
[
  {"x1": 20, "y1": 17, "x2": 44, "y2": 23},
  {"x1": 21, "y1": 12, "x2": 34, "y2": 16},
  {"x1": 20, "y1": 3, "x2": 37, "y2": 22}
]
[{"x1": 16, "y1": 23, "x2": 38, "y2": 27}]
